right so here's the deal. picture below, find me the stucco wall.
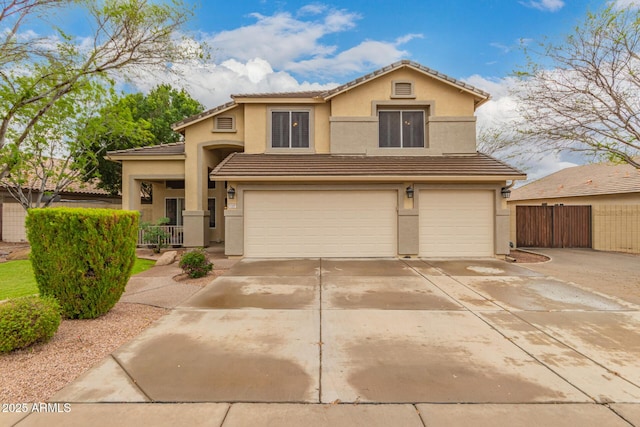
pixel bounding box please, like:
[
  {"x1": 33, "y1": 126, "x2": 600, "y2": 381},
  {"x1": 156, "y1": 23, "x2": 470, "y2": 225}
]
[
  {"x1": 2, "y1": 200, "x2": 122, "y2": 243},
  {"x1": 330, "y1": 68, "x2": 476, "y2": 117}
]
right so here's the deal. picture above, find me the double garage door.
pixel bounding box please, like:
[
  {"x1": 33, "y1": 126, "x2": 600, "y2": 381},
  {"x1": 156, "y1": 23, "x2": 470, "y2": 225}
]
[{"x1": 243, "y1": 189, "x2": 494, "y2": 258}]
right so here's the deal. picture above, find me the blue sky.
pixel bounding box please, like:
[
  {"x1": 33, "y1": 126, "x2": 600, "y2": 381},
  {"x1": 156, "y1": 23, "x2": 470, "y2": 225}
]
[
  {"x1": 7, "y1": 0, "x2": 639, "y2": 179},
  {"x1": 187, "y1": 0, "x2": 600, "y2": 83}
]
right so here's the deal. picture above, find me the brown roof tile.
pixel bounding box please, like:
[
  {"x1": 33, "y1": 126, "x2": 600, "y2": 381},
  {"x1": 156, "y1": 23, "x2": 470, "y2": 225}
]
[
  {"x1": 211, "y1": 153, "x2": 524, "y2": 180},
  {"x1": 511, "y1": 161, "x2": 640, "y2": 200},
  {"x1": 231, "y1": 91, "x2": 325, "y2": 99},
  {"x1": 107, "y1": 142, "x2": 185, "y2": 157},
  {"x1": 172, "y1": 60, "x2": 491, "y2": 131}
]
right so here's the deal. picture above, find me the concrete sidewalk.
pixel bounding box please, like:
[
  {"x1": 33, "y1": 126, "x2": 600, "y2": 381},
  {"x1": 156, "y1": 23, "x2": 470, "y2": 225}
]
[{"x1": 4, "y1": 255, "x2": 640, "y2": 426}]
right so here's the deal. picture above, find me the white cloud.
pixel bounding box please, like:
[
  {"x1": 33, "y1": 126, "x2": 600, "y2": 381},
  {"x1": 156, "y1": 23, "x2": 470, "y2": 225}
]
[
  {"x1": 121, "y1": 6, "x2": 422, "y2": 108},
  {"x1": 207, "y1": 9, "x2": 359, "y2": 69},
  {"x1": 611, "y1": 0, "x2": 640, "y2": 9},
  {"x1": 521, "y1": 0, "x2": 565, "y2": 12},
  {"x1": 463, "y1": 74, "x2": 583, "y2": 181}
]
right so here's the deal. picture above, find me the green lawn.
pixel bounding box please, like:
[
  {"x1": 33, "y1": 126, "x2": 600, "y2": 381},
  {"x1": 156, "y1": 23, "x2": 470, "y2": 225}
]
[{"x1": 0, "y1": 258, "x2": 156, "y2": 300}]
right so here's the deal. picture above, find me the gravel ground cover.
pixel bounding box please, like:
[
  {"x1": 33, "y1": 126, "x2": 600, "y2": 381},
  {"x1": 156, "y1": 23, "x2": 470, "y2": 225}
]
[{"x1": 0, "y1": 302, "x2": 168, "y2": 403}]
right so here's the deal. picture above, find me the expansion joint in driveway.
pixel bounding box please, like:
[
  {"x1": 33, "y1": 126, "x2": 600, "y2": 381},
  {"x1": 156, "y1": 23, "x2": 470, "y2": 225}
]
[{"x1": 401, "y1": 260, "x2": 598, "y2": 403}]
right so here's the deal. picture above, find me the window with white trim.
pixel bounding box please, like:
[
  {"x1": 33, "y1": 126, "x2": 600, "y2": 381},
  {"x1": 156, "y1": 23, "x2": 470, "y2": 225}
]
[
  {"x1": 165, "y1": 198, "x2": 185, "y2": 226},
  {"x1": 271, "y1": 111, "x2": 310, "y2": 148},
  {"x1": 378, "y1": 110, "x2": 425, "y2": 148}
]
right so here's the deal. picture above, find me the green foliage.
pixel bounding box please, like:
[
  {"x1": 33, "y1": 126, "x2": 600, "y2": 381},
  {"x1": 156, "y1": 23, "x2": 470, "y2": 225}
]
[
  {"x1": 0, "y1": 0, "x2": 201, "y2": 189},
  {"x1": 0, "y1": 296, "x2": 61, "y2": 353},
  {"x1": 179, "y1": 249, "x2": 213, "y2": 279},
  {"x1": 84, "y1": 84, "x2": 204, "y2": 195},
  {"x1": 0, "y1": 261, "x2": 37, "y2": 300},
  {"x1": 140, "y1": 217, "x2": 171, "y2": 253},
  {"x1": 26, "y1": 208, "x2": 139, "y2": 319},
  {"x1": 0, "y1": 258, "x2": 155, "y2": 301}
]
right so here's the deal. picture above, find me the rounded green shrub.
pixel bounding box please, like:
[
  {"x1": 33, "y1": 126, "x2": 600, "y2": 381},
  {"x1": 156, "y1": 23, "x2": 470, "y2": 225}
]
[
  {"x1": 26, "y1": 208, "x2": 139, "y2": 319},
  {"x1": 0, "y1": 296, "x2": 61, "y2": 353},
  {"x1": 179, "y1": 249, "x2": 213, "y2": 278}
]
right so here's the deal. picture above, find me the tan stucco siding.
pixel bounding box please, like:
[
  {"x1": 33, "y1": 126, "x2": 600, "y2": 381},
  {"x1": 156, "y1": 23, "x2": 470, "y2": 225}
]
[
  {"x1": 121, "y1": 160, "x2": 185, "y2": 212},
  {"x1": 244, "y1": 103, "x2": 331, "y2": 154},
  {"x1": 183, "y1": 106, "x2": 245, "y2": 145},
  {"x1": 244, "y1": 104, "x2": 267, "y2": 154},
  {"x1": 2, "y1": 200, "x2": 121, "y2": 243},
  {"x1": 330, "y1": 68, "x2": 476, "y2": 117},
  {"x1": 314, "y1": 103, "x2": 331, "y2": 153}
]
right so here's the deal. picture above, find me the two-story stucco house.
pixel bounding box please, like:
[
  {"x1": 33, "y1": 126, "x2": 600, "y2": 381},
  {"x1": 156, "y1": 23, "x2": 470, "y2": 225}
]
[{"x1": 107, "y1": 60, "x2": 525, "y2": 258}]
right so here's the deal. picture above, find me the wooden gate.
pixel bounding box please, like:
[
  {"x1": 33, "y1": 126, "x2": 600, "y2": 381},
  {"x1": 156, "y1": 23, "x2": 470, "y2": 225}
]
[{"x1": 516, "y1": 205, "x2": 592, "y2": 248}]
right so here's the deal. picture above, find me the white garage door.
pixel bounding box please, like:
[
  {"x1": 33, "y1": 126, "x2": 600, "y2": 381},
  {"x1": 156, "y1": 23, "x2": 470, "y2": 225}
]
[
  {"x1": 419, "y1": 190, "x2": 494, "y2": 257},
  {"x1": 244, "y1": 190, "x2": 397, "y2": 257}
]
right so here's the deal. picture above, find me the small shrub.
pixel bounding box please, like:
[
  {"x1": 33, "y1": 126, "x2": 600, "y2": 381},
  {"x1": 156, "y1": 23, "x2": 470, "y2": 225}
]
[
  {"x1": 26, "y1": 207, "x2": 139, "y2": 319},
  {"x1": 179, "y1": 249, "x2": 213, "y2": 278},
  {"x1": 0, "y1": 296, "x2": 61, "y2": 353},
  {"x1": 140, "y1": 217, "x2": 171, "y2": 253}
]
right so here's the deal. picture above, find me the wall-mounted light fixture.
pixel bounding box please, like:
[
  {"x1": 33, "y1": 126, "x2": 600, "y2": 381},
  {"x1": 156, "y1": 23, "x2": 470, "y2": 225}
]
[
  {"x1": 406, "y1": 186, "x2": 414, "y2": 199},
  {"x1": 501, "y1": 187, "x2": 511, "y2": 199},
  {"x1": 227, "y1": 186, "x2": 236, "y2": 199}
]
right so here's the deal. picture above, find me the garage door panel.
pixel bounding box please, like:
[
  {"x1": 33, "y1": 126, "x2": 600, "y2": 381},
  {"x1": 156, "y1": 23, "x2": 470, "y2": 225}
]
[
  {"x1": 244, "y1": 190, "x2": 397, "y2": 258},
  {"x1": 419, "y1": 190, "x2": 494, "y2": 257}
]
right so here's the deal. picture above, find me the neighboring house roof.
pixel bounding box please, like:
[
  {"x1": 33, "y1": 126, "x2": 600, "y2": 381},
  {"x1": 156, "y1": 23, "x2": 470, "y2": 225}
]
[
  {"x1": 511, "y1": 161, "x2": 640, "y2": 201},
  {"x1": 2, "y1": 167, "x2": 113, "y2": 197},
  {"x1": 210, "y1": 152, "x2": 524, "y2": 181},
  {"x1": 173, "y1": 60, "x2": 491, "y2": 131},
  {"x1": 106, "y1": 142, "x2": 186, "y2": 159}
]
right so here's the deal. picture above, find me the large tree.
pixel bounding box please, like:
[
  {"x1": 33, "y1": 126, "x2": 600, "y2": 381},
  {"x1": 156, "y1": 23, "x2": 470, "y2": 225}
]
[
  {"x1": 0, "y1": 0, "x2": 201, "y2": 189},
  {"x1": 514, "y1": 5, "x2": 640, "y2": 168},
  {"x1": 2, "y1": 78, "x2": 114, "y2": 209},
  {"x1": 85, "y1": 84, "x2": 204, "y2": 195}
]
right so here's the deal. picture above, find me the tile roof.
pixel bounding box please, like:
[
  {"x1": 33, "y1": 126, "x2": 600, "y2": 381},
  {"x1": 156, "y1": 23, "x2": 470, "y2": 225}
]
[
  {"x1": 511, "y1": 161, "x2": 640, "y2": 200},
  {"x1": 210, "y1": 153, "x2": 525, "y2": 179},
  {"x1": 231, "y1": 91, "x2": 325, "y2": 99},
  {"x1": 172, "y1": 60, "x2": 491, "y2": 131},
  {"x1": 321, "y1": 60, "x2": 490, "y2": 101},
  {"x1": 1, "y1": 160, "x2": 114, "y2": 196},
  {"x1": 106, "y1": 142, "x2": 186, "y2": 157}
]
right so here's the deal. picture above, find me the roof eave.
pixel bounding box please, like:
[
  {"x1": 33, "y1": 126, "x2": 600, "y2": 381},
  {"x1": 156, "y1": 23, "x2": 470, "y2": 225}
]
[
  {"x1": 172, "y1": 102, "x2": 238, "y2": 131},
  {"x1": 106, "y1": 154, "x2": 186, "y2": 162},
  {"x1": 211, "y1": 174, "x2": 527, "y2": 182}
]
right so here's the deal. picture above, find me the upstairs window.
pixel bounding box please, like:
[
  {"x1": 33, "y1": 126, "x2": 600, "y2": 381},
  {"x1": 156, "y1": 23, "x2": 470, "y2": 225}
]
[
  {"x1": 271, "y1": 111, "x2": 310, "y2": 148},
  {"x1": 378, "y1": 110, "x2": 425, "y2": 148}
]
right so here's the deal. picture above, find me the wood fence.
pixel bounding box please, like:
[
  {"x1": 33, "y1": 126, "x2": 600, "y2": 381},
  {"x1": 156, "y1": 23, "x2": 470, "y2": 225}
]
[{"x1": 516, "y1": 205, "x2": 592, "y2": 248}]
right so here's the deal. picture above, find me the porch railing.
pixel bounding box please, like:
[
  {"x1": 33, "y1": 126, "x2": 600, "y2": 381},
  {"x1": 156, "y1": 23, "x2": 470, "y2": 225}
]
[{"x1": 137, "y1": 225, "x2": 184, "y2": 247}]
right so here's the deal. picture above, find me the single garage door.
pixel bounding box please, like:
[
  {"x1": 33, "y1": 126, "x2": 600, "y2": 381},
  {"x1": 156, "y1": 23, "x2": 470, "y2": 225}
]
[
  {"x1": 419, "y1": 190, "x2": 494, "y2": 257},
  {"x1": 244, "y1": 190, "x2": 397, "y2": 257}
]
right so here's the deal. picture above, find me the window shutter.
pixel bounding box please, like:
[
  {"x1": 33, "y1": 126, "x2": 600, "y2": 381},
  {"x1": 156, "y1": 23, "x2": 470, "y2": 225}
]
[{"x1": 215, "y1": 116, "x2": 234, "y2": 130}]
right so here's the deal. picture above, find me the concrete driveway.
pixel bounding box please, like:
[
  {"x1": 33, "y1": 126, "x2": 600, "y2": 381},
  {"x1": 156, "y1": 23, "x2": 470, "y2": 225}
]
[{"x1": 25, "y1": 256, "x2": 640, "y2": 426}]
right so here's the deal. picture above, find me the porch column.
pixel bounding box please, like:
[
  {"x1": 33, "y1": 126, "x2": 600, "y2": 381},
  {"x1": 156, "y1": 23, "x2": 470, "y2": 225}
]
[
  {"x1": 183, "y1": 210, "x2": 210, "y2": 247},
  {"x1": 182, "y1": 143, "x2": 211, "y2": 247},
  {"x1": 122, "y1": 177, "x2": 142, "y2": 213}
]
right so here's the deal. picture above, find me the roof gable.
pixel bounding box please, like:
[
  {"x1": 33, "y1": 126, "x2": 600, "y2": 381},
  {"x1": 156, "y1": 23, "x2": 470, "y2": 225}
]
[
  {"x1": 171, "y1": 60, "x2": 491, "y2": 131},
  {"x1": 321, "y1": 60, "x2": 490, "y2": 106}
]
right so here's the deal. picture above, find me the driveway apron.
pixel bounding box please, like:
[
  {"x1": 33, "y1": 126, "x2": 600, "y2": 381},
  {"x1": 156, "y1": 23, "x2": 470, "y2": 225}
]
[{"x1": 51, "y1": 256, "x2": 640, "y2": 415}]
